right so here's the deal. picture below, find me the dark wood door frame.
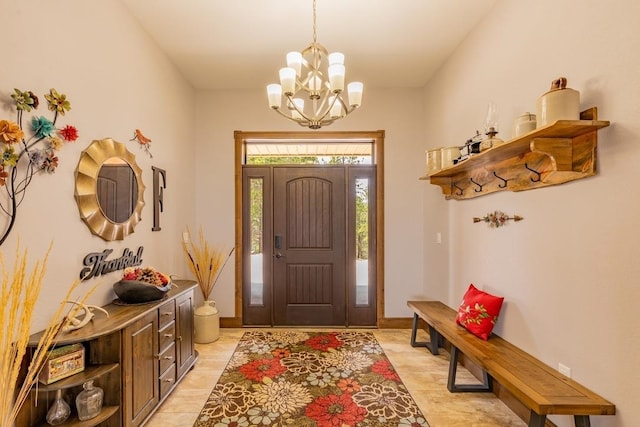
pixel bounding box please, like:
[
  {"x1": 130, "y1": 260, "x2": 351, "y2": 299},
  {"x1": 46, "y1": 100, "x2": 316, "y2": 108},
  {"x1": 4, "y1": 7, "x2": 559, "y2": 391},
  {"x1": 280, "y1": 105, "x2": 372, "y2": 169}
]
[{"x1": 232, "y1": 130, "x2": 389, "y2": 328}]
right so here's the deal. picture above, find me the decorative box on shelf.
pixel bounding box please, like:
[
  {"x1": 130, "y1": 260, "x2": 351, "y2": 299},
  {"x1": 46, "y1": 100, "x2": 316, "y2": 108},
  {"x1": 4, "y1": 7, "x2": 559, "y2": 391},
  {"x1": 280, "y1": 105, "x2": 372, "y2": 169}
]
[{"x1": 39, "y1": 343, "x2": 85, "y2": 385}]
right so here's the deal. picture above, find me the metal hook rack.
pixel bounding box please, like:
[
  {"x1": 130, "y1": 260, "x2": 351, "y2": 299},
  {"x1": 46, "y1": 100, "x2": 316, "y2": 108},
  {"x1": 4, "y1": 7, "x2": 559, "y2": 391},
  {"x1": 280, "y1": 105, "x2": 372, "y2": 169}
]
[
  {"x1": 469, "y1": 177, "x2": 484, "y2": 192},
  {"x1": 524, "y1": 163, "x2": 542, "y2": 182},
  {"x1": 452, "y1": 182, "x2": 464, "y2": 196},
  {"x1": 493, "y1": 171, "x2": 509, "y2": 188}
]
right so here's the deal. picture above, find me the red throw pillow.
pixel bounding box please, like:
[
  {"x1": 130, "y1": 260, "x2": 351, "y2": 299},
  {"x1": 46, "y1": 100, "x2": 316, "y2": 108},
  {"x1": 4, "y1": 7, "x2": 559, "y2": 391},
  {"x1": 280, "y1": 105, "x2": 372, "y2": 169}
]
[{"x1": 456, "y1": 284, "x2": 504, "y2": 340}]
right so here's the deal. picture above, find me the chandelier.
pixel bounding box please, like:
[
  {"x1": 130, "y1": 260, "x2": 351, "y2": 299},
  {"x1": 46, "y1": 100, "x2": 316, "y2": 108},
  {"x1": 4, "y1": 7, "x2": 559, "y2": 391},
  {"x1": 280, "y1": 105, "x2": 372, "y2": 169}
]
[{"x1": 266, "y1": 0, "x2": 363, "y2": 129}]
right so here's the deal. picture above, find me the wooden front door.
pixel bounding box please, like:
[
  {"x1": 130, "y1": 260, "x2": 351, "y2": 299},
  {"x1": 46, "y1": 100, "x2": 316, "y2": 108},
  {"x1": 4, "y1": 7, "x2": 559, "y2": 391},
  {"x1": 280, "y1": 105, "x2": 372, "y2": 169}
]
[{"x1": 272, "y1": 167, "x2": 346, "y2": 326}]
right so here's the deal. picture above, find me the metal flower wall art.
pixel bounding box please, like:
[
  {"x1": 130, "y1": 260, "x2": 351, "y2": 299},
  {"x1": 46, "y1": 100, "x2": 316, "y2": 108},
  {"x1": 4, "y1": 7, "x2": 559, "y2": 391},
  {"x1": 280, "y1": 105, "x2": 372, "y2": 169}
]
[
  {"x1": 473, "y1": 210, "x2": 523, "y2": 228},
  {"x1": 0, "y1": 89, "x2": 78, "y2": 245}
]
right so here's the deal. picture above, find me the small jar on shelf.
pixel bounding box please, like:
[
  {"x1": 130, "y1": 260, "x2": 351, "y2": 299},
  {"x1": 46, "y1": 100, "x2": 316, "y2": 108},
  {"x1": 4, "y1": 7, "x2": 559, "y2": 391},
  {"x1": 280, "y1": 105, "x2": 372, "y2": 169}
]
[{"x1": 75, "y1": 380, "x2": 104, "y2": 421}]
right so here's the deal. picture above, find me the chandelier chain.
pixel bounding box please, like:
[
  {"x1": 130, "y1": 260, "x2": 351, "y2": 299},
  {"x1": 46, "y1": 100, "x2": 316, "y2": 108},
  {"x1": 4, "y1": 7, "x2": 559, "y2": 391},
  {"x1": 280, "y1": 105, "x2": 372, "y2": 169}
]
[{"x1": 312, "y1": 0, "x2": 317, "y2": 43}]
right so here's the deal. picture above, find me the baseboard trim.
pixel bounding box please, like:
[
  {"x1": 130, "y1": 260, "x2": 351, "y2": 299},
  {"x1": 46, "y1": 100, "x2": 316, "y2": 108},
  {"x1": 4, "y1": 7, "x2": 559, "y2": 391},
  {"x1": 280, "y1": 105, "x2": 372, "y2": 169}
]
[{"x1": 377, "y1": 317, "x2": 413, "y2": 328}]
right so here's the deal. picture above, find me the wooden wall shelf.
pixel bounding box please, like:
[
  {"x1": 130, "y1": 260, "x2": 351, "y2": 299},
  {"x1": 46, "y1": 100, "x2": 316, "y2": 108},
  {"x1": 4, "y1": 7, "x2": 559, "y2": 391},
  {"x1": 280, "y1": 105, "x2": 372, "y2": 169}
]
[{"x1": 420, "y1": 108, "x2": 610, "y2": 200}]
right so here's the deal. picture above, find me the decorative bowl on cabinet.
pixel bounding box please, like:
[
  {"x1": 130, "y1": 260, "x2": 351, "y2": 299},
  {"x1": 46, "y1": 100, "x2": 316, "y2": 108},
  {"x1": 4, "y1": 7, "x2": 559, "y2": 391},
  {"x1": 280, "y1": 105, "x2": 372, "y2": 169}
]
[{"x1": 113, "y1": 280, "x2": 171, "y2": 304}]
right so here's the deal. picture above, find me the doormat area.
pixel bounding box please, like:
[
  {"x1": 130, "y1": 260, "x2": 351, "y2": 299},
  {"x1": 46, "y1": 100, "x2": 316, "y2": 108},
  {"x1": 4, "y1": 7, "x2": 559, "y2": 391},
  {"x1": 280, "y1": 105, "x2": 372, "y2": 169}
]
[{"x1": 194, "y1": 331, "x2": 429, "y2": 426}]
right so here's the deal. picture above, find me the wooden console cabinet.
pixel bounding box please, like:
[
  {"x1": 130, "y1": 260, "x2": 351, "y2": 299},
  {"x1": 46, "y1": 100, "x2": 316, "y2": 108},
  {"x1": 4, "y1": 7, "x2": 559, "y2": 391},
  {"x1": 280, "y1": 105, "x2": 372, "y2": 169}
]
[{"x1": 17, "y1": 280, "x2": 198, "y2": 427}]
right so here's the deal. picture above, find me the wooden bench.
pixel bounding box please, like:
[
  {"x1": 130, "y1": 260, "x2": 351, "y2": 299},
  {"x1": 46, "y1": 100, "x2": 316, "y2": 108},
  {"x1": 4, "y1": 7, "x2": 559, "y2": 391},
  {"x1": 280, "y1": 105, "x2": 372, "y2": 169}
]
[{"x1": 407, "y1": 301, "x2": 615, "y2": 427}]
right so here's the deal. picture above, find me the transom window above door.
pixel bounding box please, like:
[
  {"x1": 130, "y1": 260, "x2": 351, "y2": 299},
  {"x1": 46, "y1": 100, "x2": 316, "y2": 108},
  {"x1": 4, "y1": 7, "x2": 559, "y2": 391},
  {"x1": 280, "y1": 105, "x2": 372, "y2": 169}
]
[{"x1": 245, "y1": 141, "x2": 373, "y2": 165}]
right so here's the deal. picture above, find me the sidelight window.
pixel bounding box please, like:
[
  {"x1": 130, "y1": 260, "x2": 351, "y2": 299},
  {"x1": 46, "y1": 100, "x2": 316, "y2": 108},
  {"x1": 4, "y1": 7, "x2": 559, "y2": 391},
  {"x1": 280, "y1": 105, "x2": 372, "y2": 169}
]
[
  {"x1": 355, "y1": 178, "x2": 370, "y2": 306},
  {"x1": 249, "y1": 177, "x2": 264, "y2": 305}
]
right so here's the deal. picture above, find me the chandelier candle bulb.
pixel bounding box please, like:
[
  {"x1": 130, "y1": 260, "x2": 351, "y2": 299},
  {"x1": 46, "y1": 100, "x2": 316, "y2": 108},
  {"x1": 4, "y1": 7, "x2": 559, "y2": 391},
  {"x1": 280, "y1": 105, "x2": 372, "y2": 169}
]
[
  {"x1": 328, "y1": 52, "x2": 344, "y2": 65},
  {"x1": 267, "y1": 84, "x2": 282, "y2": 108},
  {"x1": 279, "y1": 67, "x2": 296, "y2": 94},
  {"x1": 309, "y1": 75, "x2": 322, "y2": 93},
  {"x1": 329, "y1": 64, "x2": 345, "y2": 92},
  {"x1": 348, "y1": 82, "x2": 363, "y2": 107},
  {"x1": 286, "y1": 52, "x2": 302, "y2": 76},
  {"x1": 292, "y1": 98, "x2": 304, "y2": 119}
]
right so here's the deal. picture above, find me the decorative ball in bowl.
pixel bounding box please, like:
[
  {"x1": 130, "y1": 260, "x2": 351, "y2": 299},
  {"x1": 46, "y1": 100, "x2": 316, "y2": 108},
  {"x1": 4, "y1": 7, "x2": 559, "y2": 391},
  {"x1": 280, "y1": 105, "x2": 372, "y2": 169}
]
[{"x1": 113, "y1": 280, "x2": 172, "y2": 304}]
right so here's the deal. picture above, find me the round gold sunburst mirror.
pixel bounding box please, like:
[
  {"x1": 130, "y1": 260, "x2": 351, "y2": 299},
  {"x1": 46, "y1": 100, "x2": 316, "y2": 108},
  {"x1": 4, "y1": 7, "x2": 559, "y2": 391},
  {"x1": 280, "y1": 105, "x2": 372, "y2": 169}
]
[{"x1": 74, "y1": 138, "x2": 145, "y2": 241}]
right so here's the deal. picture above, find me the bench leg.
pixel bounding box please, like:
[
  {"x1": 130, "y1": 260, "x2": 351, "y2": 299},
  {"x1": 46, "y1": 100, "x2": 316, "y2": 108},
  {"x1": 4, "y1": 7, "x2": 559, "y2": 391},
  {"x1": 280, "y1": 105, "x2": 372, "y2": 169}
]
[
  {"x1": 410, "y1": 313, "x2": 441, "y2": 355},
  {"x1": 528, "y1": 411, "x2": 546, "y2": 427},
  {"x1": 447, "y1": 346, "x2": 493, "y2": 393},
  {"x1": 529, "y1": 412, "x2": 590, "y2": 427},
  {"x1": 574, "y1": 415, "x2": 591, "y2": 427}
]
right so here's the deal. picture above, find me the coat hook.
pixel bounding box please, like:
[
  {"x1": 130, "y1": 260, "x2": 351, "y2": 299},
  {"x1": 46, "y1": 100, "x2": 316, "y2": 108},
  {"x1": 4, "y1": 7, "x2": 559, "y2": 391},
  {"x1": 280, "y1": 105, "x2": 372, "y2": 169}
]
[
  {"x1": 524, "y1": 163, "x2": 542, "y2": 182},
  {"x1": 470, "y1": 177, "x2": 484, "y2": 192},
  {"x1": 493, "y1": 171, "x2": 509, "y2": 188},
  {"x1": 453, "y1": 182, "x2": 464, "y2": 196}
]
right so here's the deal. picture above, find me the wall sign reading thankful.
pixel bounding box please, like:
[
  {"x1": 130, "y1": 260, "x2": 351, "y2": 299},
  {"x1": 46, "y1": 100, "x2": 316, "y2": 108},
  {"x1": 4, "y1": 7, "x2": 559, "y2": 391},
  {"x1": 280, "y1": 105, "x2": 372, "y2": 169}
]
[{"x1": 80, "y1": 246, "x2": 144, "y2": 280}]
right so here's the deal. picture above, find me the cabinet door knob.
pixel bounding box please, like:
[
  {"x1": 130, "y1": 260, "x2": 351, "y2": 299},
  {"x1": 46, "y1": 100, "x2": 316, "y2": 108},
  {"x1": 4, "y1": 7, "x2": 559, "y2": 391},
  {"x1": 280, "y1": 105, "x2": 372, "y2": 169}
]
[
  {"x1": 164, "y1": 333, "x2": 173, "y2": 338},
  {"x1": 163, "y1": 312, "x2": 173, "y2": 316},
  {"x1": 163, "y1": 356, "x2": 173, "y2": 360},
  {"x1": 163, "y1": 378, "x2": 174, "y2": 383}
]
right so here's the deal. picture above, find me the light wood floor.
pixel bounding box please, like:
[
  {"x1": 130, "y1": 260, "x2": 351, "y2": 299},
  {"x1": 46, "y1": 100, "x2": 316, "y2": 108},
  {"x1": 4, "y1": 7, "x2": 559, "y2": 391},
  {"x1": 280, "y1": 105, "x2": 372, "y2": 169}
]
[{"x1": 146, "y1": 328, "x2": 526, "y2": 426}]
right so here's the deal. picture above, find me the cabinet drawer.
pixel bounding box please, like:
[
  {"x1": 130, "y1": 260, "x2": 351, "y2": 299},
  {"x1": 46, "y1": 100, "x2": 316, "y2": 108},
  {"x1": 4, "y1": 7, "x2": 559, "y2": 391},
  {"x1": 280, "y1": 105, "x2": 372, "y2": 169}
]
[
  {"x1": 159, "y1": 341, "x2": 176, "y2": 374},
  {"x1": 159, "y1": 362, "x2": 176, "y2": 399},
  {"x1": 158, "y1": 299, "x2": 176, "y2": 328},
  {"x1": 158, "y1": 321, "x2": 175, "y2": 352}
]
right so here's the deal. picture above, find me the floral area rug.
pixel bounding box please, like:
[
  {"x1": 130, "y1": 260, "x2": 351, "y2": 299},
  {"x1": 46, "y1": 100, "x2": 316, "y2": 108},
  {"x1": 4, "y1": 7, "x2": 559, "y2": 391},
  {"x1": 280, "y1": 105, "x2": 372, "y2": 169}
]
[{"x1": 194, "y1": 331, "x2": 430, "y2": 427}]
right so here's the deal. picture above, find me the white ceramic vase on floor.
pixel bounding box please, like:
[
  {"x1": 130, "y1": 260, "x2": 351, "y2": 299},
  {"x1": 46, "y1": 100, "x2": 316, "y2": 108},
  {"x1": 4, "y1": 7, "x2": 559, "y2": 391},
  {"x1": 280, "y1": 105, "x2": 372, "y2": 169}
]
[{"x1": 194, "y1": 300, "x2": 220, "y2": 343}]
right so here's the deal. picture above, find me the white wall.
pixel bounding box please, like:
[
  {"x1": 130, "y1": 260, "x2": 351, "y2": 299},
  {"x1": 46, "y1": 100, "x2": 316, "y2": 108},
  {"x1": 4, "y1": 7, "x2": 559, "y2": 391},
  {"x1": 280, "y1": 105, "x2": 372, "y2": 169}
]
[
  {"x1": 421, "y1": 1, "x2": 639, "y2": 426},
  {"x1": 4, "y1": 1, "x2": 635, "y2": 424},
  {"x1": 194, "y1": 87, "x2": 427, "y2": 317},
  {"x1": 0, "y1": 1, "x2": 196, "y2": 332}
]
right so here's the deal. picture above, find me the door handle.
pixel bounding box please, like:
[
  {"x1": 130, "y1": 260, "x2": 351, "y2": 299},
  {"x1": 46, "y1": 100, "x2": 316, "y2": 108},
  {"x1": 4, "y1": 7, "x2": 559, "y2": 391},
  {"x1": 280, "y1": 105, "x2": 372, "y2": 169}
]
[{"x1": 274, "y1": 252, "x2": 285, "y2": 259}]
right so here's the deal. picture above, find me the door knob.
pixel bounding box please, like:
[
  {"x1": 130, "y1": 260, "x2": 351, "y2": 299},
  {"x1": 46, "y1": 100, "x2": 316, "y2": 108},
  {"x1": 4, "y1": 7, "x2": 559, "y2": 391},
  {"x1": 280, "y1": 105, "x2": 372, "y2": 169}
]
[{"x1": 274, "y1": 252, "x2": 285, "y2": 259}]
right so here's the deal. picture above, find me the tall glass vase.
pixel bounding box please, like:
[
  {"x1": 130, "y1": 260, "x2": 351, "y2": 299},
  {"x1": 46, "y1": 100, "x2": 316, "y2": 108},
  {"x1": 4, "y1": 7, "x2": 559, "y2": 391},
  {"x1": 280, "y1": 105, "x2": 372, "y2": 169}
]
[
  {"x1": 46, "y1": 389, "x2": 71, "y2": 425},
  {"x1": 194, "y1": 300, "x2": 220, "y2": 343}
]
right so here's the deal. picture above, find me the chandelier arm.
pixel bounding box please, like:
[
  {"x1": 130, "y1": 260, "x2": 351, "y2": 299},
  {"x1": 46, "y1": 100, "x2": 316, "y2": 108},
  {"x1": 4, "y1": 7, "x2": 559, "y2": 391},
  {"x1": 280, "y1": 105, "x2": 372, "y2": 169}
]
[
  {"x1": 272, "y1": 106, "x2": 312, "y2": 127},
  {"x1": 336, "y1": 95, "x2": 358, "y2": 116}
]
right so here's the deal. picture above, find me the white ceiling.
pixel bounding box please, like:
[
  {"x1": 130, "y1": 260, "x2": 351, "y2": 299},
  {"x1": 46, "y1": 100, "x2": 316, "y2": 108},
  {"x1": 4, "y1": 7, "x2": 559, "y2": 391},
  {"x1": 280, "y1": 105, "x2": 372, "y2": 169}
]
[{"x1": 120, "y1": 0, "x2": 496, "y2": 90}]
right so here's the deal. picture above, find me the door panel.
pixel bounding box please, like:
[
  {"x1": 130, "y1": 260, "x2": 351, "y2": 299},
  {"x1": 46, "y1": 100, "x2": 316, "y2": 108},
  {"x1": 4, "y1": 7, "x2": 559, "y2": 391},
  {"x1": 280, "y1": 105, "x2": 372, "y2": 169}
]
[{"x1": 273, "y1": 167, "x2": 346, "y2": 326}]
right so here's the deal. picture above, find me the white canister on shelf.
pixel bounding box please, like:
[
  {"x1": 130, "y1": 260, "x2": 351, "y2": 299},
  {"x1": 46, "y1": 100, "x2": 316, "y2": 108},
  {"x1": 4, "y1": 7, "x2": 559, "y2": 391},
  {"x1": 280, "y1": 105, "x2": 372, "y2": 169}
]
[
  {"x1": 440, "y1": 146, "x2": 460, "y2": 169},
  {"x1": 513, "y1": 112, "x2": 537, "y2": 137},
  {"x1": 425, "y1": 148, "x2": 442, "y2": 175},
  {"x1": 536, "y1": 77, "x2": 580, "y2": 127}
]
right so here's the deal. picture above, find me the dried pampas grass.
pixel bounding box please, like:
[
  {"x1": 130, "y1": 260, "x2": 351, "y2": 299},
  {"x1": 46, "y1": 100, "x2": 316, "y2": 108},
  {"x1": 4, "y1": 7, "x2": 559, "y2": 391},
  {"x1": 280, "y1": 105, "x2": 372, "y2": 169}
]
[
  {"x1": 182, "y1": 226, "x2": 234, "y2": 301},
  {"x1": 0, "y1": 242, "x2": 94, "y2": 426}
]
